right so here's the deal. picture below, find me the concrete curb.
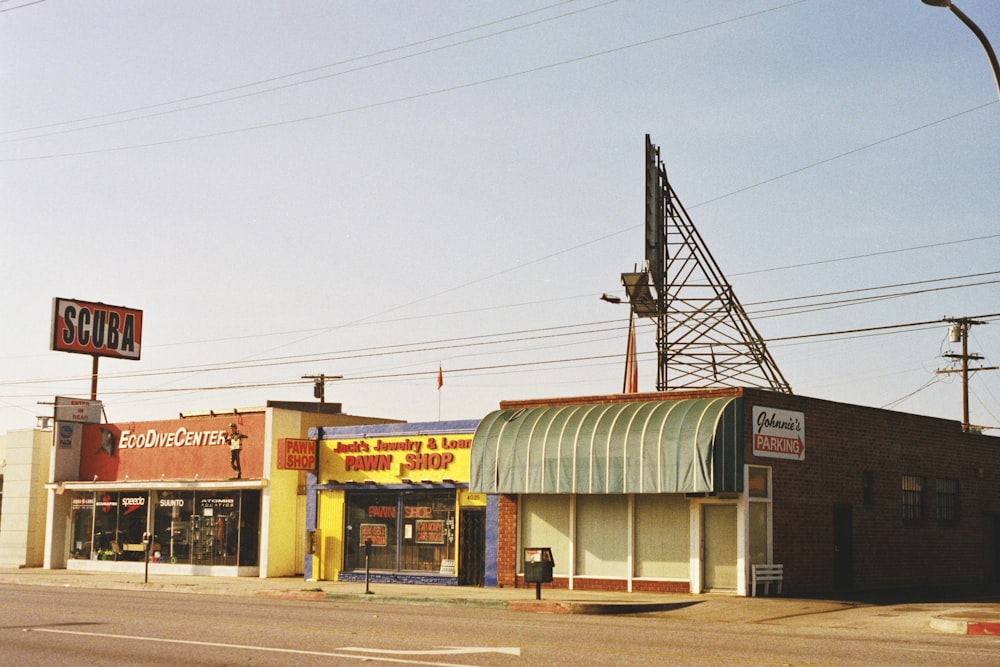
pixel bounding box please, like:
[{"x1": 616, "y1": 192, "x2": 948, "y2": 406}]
[
  {"x1": 317, "y1": 591, "x2": 704, "y2": 615},
  {"x1": 256, "y1": 589, "x2": 327, "y2": 601},
  {"x1": 322, "y1": 591, "x2": 509, "y2": 610},
  {"x1": 930, "y1": 612, "x2": 1000, "y2": 636}
]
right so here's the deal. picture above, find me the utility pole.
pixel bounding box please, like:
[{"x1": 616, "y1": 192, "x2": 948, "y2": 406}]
[
  {"x1": 936, "y1": 317, "x2": 997, "y2": 431},
  {"x1": 302, "y1": 374, "x2": 342, "y2": 403}
]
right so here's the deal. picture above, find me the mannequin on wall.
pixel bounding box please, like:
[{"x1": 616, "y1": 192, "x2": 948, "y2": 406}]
[{"x1": 228, "y1": 423, "x2": 245, "y2": 479}]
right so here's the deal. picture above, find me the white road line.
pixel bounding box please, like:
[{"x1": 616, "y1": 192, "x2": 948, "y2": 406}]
[
  {"x1": 27, "y1": 628, "x2": 490, "y2": 666},
  {"x1": 339, "y1": 646, "x2": 521, "y2": 656}
]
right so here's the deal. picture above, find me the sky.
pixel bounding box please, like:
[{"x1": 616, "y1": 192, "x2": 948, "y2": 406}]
[{"x1": 2, "y1": 0, "x2": 999, "y2": 436}]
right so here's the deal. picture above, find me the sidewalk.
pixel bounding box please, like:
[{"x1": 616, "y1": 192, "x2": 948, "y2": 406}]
[{"x1": 1, "y1": 567, "x2": 998, "y2": 637}]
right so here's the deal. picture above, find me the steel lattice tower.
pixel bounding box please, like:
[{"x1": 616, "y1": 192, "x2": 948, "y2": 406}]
[{"x1": 622, "y1": 135, "x2": 792, "y2": 394}]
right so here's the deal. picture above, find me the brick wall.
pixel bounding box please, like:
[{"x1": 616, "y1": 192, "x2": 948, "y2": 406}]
[
  {"x1": 496, "y1": 494, "x2": 519, "y2": 587},
  {"x1": 510, "y1": 576, "x2": 689, "y2": 593},
  {"x1": 489, "y1": 389, "x2": 999, "y2": 596},
  {"x1": 743, "y1": 388, "x2": 1000, "y2": 596}
]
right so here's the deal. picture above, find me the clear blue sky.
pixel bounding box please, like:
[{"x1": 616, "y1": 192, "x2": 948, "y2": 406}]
[{"x1": 2, "y1": 0, "x2": 998, "y2": 434}]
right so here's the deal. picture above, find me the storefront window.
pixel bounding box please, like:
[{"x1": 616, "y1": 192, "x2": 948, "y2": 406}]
[
  {"x1": 93, "y1": 492, "x2": 119, "y2": 558},
  {"x1": 154, "y1": 490, "x2": 193, "y2": 564},
  {"x1": 520, "y1": 495, "x2": 570, "y2": 576},
  {"x1": 68, "y1": 491, "x2": 148, "y2": 561},
  {"x1": 749, "y1": 502, "x2": 769, "y2": 565},
  {"x1": 635, "y1": 494, "x2": 689, "y2": 578},
  {"x1": 67, "y1": 489, "x2": 259, "y2": 567},
  {"x1": 345, "y1": 492, "x2": 398, "y2": 571},
  {"x1": 344, "y1": 490, "x2": 456, "y2": 573},
  {"x1": 747, "y1": 466, "x2": 771, "y2": 499},
  {"x1": 747, "y1": 466, "x2": 773, "y2": 566},
  {"x1": 576, "y1": 494, "x2": 627, "y2": 577},
  {"x1": 192, "y1": 491, "x2": 240, "y2": 565},
  {"x1": 400, "y1": 491, "x2": 455, "y2": 572},
  {"x1": 70, "y1": 492, "x2": 94, "y2": 560},
  {"x1": 117, "y1": 492, "x2": 149, "y2": 560}
]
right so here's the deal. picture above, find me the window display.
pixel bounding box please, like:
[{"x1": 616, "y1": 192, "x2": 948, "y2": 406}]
[
  {"x1": 155, "y1": 490, "x2": 192, "y2": 563},
  {"x1": 69, "y1": 493, "x2": 94, "y2": 560},
  {"x1": 344, "y1": 490, "x2": 455, "y2": 573},
  {"x1": 68, "y1": 489, "x2": 260, "y2": 566}
]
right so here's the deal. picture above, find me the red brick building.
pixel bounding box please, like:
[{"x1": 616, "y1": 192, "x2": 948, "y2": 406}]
[{"x1": 471, "y1": 388, "x2": 1000, "y2": 596}]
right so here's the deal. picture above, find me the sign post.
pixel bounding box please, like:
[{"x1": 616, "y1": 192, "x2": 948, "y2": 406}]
[
  {"x1": 364, "y1": 538, "x2": 374, "y2": 595},
  {"x1": 142, "y1": 531, "x2": 152, "y2": 584}
]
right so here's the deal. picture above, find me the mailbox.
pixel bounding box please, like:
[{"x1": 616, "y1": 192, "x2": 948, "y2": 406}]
[{"x1": 523, "y1": 547, "x2": 554, "y2": 584}]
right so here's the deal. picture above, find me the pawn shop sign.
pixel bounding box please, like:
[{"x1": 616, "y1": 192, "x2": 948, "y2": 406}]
[{"x1": 277, "y1": 438, "x2": 317, "y2": 470}]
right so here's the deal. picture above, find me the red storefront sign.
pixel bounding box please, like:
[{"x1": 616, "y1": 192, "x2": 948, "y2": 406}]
[{"x1": 276, "y1": 438, "x2": 316, "y2": 470}]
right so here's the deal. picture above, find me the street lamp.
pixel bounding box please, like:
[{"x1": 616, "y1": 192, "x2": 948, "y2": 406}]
[{"x1": 921, "y1": 0, "x2": 1000, "y2": 102}]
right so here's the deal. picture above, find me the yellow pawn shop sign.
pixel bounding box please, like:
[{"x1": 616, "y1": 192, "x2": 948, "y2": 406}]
[{"x1": 325, "y1": 434, "x2": 472, "y2": 484}]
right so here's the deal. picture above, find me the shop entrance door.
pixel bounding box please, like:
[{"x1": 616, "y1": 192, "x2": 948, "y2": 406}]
[
  {"x1": 702, "y1": 504, "x2": 737, "y2": 591},
  {"x1": 833, "y1": 504, "x2": 853, "y2": 593},
  {"x1": 459, "y1": 508, "x2": 485, "y2": 586},
  {"x1": 985, "y1": 513, "x2": 1000, "y2": 591}
]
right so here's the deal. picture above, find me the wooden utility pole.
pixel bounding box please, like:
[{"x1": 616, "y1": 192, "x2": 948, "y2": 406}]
[
  {"x1": 936, "y1": 317, "x2": 997, "y2": 431},
  {"x1": 302, "y1": 374, "x2": 342, "y2": 403}
]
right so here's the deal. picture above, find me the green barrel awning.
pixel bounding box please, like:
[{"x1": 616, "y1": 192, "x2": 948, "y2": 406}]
[{"x1": 470, "y1": 397, "x2": 741, "y2": 494}]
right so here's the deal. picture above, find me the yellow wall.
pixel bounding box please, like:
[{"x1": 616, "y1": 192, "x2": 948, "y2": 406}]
[
  {"x1": 315, "y1": 489, "x2": 345, "y2": 580},
  {"x1": 264, "y1": 408, "x2": 304, "y2": 577},
  {"x1": 265, "y1": 409, "x2": 403, "y2": 577}
]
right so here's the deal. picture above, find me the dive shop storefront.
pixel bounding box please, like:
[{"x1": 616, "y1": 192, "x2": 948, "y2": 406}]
[
  {"x1": 307, "y1": 420, "x2": 487, "y2": 586},
  {"x1": 43, "y1": 401, "x2": 400, "y2": 577},
  {"x1": 48, "y1": 412, "x2": 268, "y2": 576}
]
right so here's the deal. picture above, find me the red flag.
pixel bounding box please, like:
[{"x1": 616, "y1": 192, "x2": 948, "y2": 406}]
[
  {"x1": 623, "y1": 314, "x2": 638, "y2": 393},
  {"x1": 437, "y1": 363, "x2": 443, "y2": 390}
]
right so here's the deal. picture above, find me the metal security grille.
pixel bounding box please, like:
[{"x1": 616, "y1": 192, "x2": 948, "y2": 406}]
[
  {"x1": 459, "y1": 509, "x2": 486, "y2": 586},
  {"x1": 901, "y1": 475, "x2": 924, "y2": 522},
  {"x1": 935, "y1": 478, "x2": 958, "y2": 522}
]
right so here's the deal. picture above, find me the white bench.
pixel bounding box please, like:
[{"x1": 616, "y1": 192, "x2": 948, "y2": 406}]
[{"x1": 750, "y1": 563, "x2": 783, "y2": 597}]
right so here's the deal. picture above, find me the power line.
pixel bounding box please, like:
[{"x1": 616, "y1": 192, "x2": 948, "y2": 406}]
[
  {"x1": 746, "y1": 270, "x2": 1000, "y2": 307},
  {"x1": 0, "y1": 0, "x2": 47, "y2": 13},
  {"x1": 1, "y1": 0, "x2": 618, "y2": 142},
  {"x1": 3, "y1": 265, "x2": 997, "y2": 390},
  {"x1": 694, "y1": 102, "x2": 997, "y2": 211},
  {"x1": 881, "y1": 376, "x2": 944, "y2": 410},
  {"x1": 748, "y1": 274, "x2": 1000, "y2": 318},
  {"x1": 731, "y1": 235, "x2": 1000, "y2": 277},
  {"x1": 6, "y1": 313, "x2": 998, "y2": 399},
  {"x1": 128, "y1": 238, "x2": 1000, "y2": 364},
  {"x1": 1, "y1": 0, "x2": 812, "y2": 161}
]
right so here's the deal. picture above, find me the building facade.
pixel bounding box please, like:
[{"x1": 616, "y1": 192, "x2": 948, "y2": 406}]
[
  {"x1": 470, "y1": 388, "x2": 1000, "y2": 596},
  {"x1": 0, "y1": 428, "x2": 52, "y2": 568},
  {"x1": 307, "y1": 420, "x2": 488, "y2": 586},
  {"x1": 42, "y1": 401, "x2": 399, "y2": 577}
]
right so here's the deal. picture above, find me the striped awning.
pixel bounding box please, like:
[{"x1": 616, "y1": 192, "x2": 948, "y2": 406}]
[{"x1": 470, "y1": 397, "x2": 741, "y2": 494}]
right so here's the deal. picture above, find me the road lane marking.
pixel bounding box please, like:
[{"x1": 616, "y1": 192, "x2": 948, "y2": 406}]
[
  {"x1": 28, "y1": 628, "x2": 507, "y2": 666},
  {"x1": 340, "y1": 646, "x2": 521, "y2": 656}
]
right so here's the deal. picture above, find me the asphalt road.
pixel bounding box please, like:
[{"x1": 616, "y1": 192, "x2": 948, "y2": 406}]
[{"x1": 1, "y1": 584, "x2": 997, "y2": 666}]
